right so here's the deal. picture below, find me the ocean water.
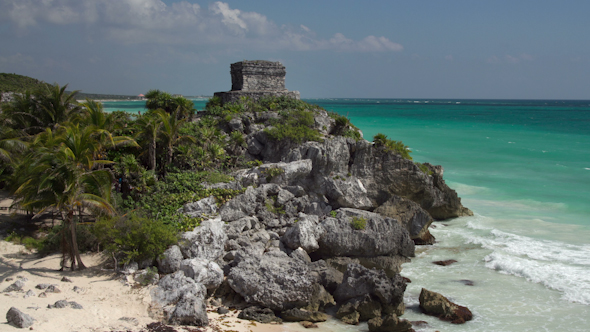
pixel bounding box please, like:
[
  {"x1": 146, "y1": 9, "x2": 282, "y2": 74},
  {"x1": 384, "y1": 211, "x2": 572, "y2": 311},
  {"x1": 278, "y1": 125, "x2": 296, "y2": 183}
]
[{"x1": 103, "y1": 99, "x2": 590, "y2": 331}]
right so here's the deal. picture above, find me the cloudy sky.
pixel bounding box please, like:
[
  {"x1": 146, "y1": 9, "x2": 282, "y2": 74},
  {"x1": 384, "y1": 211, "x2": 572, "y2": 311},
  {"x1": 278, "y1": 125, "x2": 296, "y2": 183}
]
[{"x1": 1, "y1": 0, "x2": 589, "y2": 99}]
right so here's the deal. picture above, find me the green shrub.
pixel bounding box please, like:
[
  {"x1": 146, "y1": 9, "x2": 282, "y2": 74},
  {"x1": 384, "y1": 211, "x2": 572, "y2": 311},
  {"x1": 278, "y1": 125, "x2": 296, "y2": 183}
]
[
  {"x1": 330, "y1": 210, "x2": 337, "y2": 218},
  {"x1": 264, "y1": 109, "x2": 321, "y2": 144},
  {"x1": 265, "y1": 197, "x2": 285, "y2": 215},
  {"x1": 262, "y1": 166, "x2": 285, "y2": 182},
  {"x1": 351, "y1": 216, "x2": 367, "y2": 230},
  {"x1": 373, "y1": 133, "x2": 412, "y2": 160},
  {"x1": 416, "y1": 162, "x2": 433, "y2": 175},
  {"x1": 4, "y1": 231, "x2": 43, "y2": 251},
  {"x1": 92, "y1": 213, "x2": 178, "y2": 265}
]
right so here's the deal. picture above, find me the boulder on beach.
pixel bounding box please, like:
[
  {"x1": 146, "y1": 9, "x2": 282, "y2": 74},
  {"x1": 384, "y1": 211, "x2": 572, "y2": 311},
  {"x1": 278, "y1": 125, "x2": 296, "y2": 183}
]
[{"x1": 419, "y1": 288, "x2": 472, "y2": 324}]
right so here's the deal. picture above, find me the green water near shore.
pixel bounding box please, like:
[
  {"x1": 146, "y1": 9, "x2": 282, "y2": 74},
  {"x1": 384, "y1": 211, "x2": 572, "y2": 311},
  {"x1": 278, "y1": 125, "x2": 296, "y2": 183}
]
[{"x1": 103, "y1": 98, "x2": 590, "y2": 331}]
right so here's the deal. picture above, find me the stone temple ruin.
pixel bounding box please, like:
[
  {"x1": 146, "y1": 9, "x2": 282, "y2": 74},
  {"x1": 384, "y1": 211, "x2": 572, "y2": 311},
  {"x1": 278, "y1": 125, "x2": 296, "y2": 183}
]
[{"x1": 214, "y1": 60, "x2": 300, "y2": 104}]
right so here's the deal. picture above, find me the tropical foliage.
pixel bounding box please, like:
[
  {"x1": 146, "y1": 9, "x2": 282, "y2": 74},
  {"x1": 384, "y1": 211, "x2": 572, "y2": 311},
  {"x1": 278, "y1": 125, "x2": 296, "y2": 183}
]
[{"x1": 0, "y1": 82, "x2": 384, "y2": 271}]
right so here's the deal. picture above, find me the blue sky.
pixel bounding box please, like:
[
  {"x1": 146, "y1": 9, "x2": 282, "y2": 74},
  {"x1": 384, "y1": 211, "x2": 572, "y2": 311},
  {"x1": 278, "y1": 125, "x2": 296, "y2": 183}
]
[{"x1": 1, "y1": 0, "x2": 588, "y2": 99}]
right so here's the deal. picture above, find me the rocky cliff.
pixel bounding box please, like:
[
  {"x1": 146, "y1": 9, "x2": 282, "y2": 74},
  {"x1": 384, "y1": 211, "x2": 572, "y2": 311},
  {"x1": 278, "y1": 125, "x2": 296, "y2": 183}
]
[{"x1": 149, "y1": 102, "x2": 472, "y2": 330}]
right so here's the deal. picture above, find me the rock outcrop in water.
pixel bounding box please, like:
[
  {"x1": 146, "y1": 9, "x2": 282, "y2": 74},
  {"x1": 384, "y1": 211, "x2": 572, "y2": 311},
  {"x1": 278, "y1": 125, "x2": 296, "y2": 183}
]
[{"x1": 149, "y1": 61, "x2": 472, "y2": 328}]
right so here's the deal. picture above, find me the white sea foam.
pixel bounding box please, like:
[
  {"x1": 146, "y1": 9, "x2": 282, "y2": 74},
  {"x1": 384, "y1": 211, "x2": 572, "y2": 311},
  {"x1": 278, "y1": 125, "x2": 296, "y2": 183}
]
[
  {"x1": 469, "y1": 229, "x2": 590, "y2": 266},
  {"x1": 484, "y1": 252, "x2": 590, "y2": 305}
]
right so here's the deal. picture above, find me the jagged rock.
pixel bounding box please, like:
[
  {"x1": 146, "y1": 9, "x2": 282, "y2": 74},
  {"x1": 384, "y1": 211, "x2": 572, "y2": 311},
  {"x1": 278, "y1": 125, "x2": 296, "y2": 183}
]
[
  {"x1": 220, "y1": 187, "x2": 258, "y2": 222},
  {"x1": 419, "y1": 288, "x2": 473, "y2": 324},
  {"x1": 238, "y1": 306, "x2": 282, "y2": 324},
  {"x1": 368, "y1": 313, "x2": 414, "y2": 332},
  {"x1": 180, "y1": 196, "x2": 218, "y2": 218},
  {"x1": 48, "y1": 300, "x2": 69, "y2": 309},
  {"x1": 303, "y1": 284, "x2": 335, "y2": 312},
  {"x1": 357, "y1": 255, "x2": 411, "y2": 277},
  {"x1": 334, "y1": 264, "x2": 406, "y2": 312},
  {"x1": 228, "y1": 251, "x2": 315, "y2": 311},
  {"x1": 433, "y1": 259, "x2": 458, "y2": 266},
  {"x1": 259, "y1": 160, "x2": 313, "y2": 186},
  {"x1": 135, "y1": 268, "x2": 160, "y2": 286},
  {"x1": 335, "y1": 294, "x2": 381, "y2": 324},
  {"x1": 169, "y1": 292, "x2": 209, "y2": 326},
  {"x1": 179, "y1": 258, "x2": 224, "y2": 290},
  {"x1": 38, "y1": 292, "x2": 47, "y2": 298},
  {"x1": 23, "y1": 290, "x2": 35, "y2": 298},
  {"x1": 60, "y1": 276, "x2": 73, "y2": 283},
  {"x1": 3, "y1": 280, "x2": 25, "y2": 292},
  {"x1": 290, "y1": 247, "x2": 312, "y2": 263},
  {"x1": 150, "y1": 271, "x2": 208, "y2": 326},
  {"x1": 6, "y1": 307, "x2": 34, "y2": 328},
  {"x1": 179, "y1": 217, "x2": 227, "y2": 261},
  {"x1": 301, "y1": 321, "x2": 318, "y2": 328},
  {"x1": 69, "y1": 301, "x2": 83, "y2": 309},
  {"x1": 35, "y1": 283, "x2": 51, "y2": 290},
  {"x1": 335, "y1": 306, "x2": 360, "y2": 325},
  {"x1": 316, "y1": 209, "x2": 414, "y2": 259},
  {"x1": 282, "y1": 213, "x2": 323, "y2": 253},
  {"x1": 324, "y1": 176, "x2": 373, "y2": 209},
  {"x1": 157, "y1": 245, "x2": 184, "y2": 274},
  {"x1": 374, "y1": 195, "x2": 435, "y2": 245},
  {"x1": 310, "y1": 260, "x2": 343, "y2": 293},
  {"x1": 45, "y1": 285, "x2": 61, "y2": 293},
  {"x1": 281, "y1": 308, "x2": 328, "y2": 322},
  {"x1": 217, "y1": 307, "x2": 230, "y2": 315}
]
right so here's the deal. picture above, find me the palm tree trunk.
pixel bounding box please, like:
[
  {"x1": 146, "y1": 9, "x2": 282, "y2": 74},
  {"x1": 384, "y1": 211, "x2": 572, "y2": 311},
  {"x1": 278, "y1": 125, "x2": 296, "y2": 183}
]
[
  {"x1": 149, "y1": 139, "x2": 156, "y2": 171},
  {"x1": 68, "y1": 210, "x2": 86, "y2": 270}
]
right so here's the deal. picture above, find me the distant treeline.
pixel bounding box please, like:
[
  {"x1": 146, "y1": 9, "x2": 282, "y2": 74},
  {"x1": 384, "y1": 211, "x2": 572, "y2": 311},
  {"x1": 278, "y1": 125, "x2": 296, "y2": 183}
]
[
  {"x1": 74, "y1": 92, "x2": 144, "y2": 100},
  {"x1": 0, "y1": 73, "x2": 52, "y2": 93},
  {"x1": 0, "y1": 72, "x2": 210, "y2": 101}
]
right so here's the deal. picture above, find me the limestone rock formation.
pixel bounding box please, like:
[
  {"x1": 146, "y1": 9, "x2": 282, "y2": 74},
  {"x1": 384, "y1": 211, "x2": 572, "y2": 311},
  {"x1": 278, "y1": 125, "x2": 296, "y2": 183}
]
[
  {"x1": 150, "y1": 271, "x2": 208, "y2": 326},
  {"x1": 419, "y1": 288, "x2": 473, "y2": 324},
  {"x1": 316, "y1": 209, "x2": 415, "y2": 259},
  {"x1": 228, "y1": 251, "x2": 315, "y2": 311},
  {"x1": 374, "y1": 196, "x2": 435, "y2": 245}
]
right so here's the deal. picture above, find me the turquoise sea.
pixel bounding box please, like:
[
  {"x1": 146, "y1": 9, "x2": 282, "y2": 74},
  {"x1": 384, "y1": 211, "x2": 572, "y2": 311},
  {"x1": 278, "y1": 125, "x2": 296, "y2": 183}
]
[{"x1": 103, "y1": 99, "x2": 590, "y2": 332}]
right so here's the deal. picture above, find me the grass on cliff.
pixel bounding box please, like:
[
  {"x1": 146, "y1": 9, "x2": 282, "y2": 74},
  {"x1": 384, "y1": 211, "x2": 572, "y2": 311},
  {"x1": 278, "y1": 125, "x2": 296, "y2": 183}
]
[
  {"x1": 373, "y1": 133, "x2": 413, "y2": 160},
  {"x1": 265, "y1": 109, "x2": 322, "y2": 144}
]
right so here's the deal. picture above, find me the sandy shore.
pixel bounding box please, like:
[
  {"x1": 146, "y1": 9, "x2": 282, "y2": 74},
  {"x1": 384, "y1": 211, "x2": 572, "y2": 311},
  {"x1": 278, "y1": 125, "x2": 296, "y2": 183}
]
[
  {"x1": 0, "y1": 241, "x2": 289, "y2": 332},
  {"x1": 0, "y1": 191, "x2": 287, "y2": 332}
]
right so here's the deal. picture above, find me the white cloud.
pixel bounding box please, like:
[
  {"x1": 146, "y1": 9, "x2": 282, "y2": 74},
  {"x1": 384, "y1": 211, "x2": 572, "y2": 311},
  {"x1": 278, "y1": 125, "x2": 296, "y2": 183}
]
[{"x1": 0, "y1": 0, "x2": 403, "y2": 53}]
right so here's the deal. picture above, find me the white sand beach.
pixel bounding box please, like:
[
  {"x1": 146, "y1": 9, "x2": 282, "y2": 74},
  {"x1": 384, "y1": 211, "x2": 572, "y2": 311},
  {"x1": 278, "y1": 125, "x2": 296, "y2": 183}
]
[
  {"x1": 0, "y1": 241, "x2": 289, "y2": 332},
  {"x1": 0, "y1": 192, "x2": 284, "y2": 332}
]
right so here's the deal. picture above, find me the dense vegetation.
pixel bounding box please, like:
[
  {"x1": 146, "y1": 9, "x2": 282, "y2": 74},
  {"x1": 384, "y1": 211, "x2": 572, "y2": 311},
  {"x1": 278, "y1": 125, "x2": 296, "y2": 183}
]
[
  {"x1": 0, "y1": 81, "x2": 414, "y2": 271},
  {"x1": 0, "y1": 73, "x2": 52, "y2": 95}
]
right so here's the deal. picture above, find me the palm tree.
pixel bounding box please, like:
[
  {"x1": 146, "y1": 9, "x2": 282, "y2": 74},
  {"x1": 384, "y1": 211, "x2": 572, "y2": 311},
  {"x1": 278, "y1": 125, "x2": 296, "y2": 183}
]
[
  {"x1": 79, "y1": 99, "x2": 138, "y2": 162},
  {"x1": 135, "y1": 112, "x2": 163, "y2": 171},
  {"x1": 12, "y1": 124, "x2": 115, "y2": 270},
  {"x1": 157, "y1": 108, "x2": 196, "y2": 174},
  {"x1": 36, "y1": 84, "x2": 81, "y2": 129}
]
